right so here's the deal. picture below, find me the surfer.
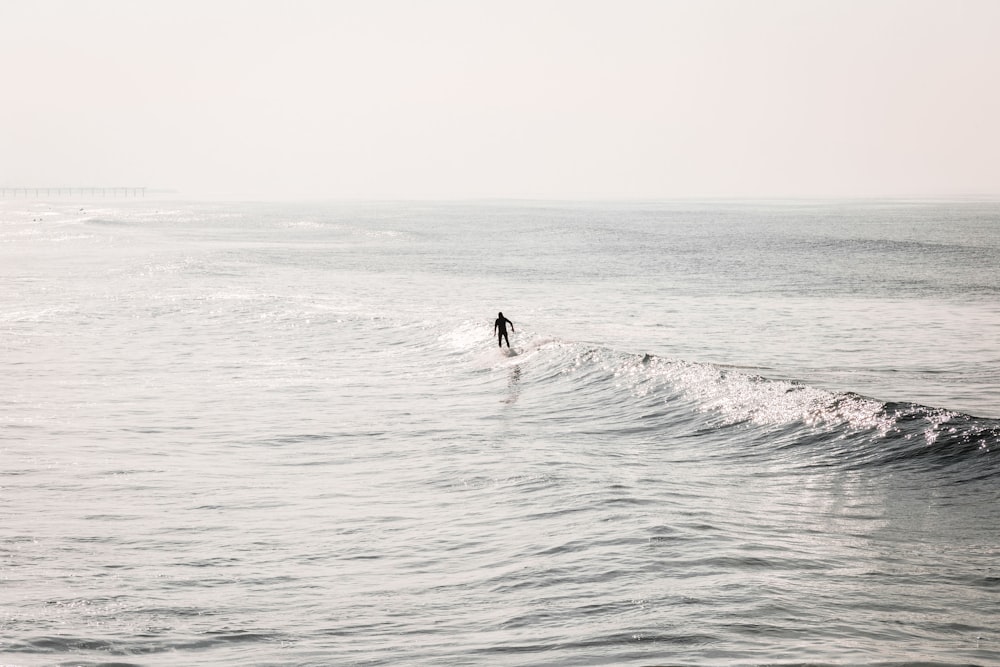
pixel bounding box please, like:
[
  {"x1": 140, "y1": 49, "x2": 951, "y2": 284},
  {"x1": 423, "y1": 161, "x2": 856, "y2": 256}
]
[{"x1": 494, "y1": 312, "x2": 515, "y2": 348}]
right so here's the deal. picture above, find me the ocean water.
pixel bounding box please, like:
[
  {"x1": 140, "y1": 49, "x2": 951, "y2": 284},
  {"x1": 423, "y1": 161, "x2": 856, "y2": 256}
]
[{"x1": 1, "y1": 198, "x2": 998, "y2": 666}]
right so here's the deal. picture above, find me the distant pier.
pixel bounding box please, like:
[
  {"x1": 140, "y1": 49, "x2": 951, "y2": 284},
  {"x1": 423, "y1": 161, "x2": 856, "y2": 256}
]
[{"x1": 0, "y1": 187, "x2": 147, "y2": 199}]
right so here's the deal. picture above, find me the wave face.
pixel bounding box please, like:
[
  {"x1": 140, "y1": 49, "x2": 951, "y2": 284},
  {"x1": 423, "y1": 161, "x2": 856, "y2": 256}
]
[{"x1": 451, "y1": 324, "x2": 1000, "y2": 480}]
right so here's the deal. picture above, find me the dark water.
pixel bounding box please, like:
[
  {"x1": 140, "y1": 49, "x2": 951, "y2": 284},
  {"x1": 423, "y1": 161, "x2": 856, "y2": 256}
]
[{"x1": 1, "y1": 199, "x2": 998, "y2": 665}]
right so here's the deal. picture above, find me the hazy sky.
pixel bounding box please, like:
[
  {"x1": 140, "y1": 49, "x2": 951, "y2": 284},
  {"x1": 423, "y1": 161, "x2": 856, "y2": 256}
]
[{"x1": 2, "y1": 0, "x2": 999, "y2": 199}]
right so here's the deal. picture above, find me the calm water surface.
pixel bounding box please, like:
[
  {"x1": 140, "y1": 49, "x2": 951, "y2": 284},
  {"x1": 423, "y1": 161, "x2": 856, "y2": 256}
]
[{"x1": 1, "y1": 199, "x2": 998, "y2": 665}]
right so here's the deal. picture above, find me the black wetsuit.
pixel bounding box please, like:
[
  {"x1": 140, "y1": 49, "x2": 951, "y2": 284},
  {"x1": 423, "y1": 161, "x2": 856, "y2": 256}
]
[{"x1": 494, "y1": 314, "x2": 514, "y2": 348}]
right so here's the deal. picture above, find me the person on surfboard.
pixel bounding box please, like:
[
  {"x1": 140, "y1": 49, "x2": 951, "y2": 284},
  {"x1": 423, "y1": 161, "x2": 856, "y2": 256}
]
[{"x1": 494, "y1": 312, "x2": 515, "y2": 348}]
